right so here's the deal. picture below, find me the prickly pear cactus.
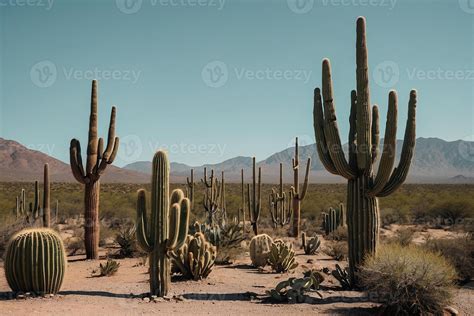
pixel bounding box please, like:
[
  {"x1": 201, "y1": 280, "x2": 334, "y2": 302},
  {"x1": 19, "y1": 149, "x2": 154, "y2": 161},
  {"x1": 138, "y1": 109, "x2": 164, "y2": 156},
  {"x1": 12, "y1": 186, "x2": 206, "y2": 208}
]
[
  {"x1": 301, "y1": 232, "x2": 321, "y2": 255},
  {"x1": 4, "y1": 228, "x2": 66, "y2": 294},
  {"x1": 249, "y1": 234, "x2": 273, "y2": 267},
  {"x1": 171, "y1": 232, "x2": 217, "y2": 280},
  {"x1": 268, "y1": 240, "x2": 298, "y2": 273}
]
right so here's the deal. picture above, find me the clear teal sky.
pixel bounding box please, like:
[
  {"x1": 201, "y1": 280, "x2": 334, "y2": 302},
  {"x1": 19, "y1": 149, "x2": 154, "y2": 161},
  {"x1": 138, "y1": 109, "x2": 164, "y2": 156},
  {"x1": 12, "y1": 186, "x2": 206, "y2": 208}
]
[{"x1": 0, "y1": 0, "x2": 473, "y2": 167}]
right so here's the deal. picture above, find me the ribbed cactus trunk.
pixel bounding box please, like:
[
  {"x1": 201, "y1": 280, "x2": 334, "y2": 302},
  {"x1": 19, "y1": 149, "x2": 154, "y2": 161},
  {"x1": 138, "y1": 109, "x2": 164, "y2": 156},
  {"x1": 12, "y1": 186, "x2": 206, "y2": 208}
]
[
  {"x1": 313, "y1": 17, "x2": 417, "y2": 285},
  {"x1": 43, "y1": 163, "x2": 51, "y2": 228},
  {"x1": 84, "y1": 180, "x2": 100, "y2": 259}
]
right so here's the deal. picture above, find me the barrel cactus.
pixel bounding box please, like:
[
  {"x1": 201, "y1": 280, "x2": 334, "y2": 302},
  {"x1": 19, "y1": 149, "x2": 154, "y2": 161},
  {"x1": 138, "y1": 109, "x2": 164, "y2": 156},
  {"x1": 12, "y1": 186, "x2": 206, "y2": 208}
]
[
  {"x1": 136, "y1": 150, "x2": 190, "y2": 297},
  {"x1": 4, "y1": 228, "x2": 66, "y2": 294},
  {"x1": 268, "y1": 240, "x2": 298, "y2": 273},
  {"x1": 249, "y1": 233, "x2": 273, "y2": 267},
  {"x1": 301, "y1": 232, "x2": 321, "y2": 255},
  {"x1": 170, "y1": 232, "x2": 217, "y2": 280}
]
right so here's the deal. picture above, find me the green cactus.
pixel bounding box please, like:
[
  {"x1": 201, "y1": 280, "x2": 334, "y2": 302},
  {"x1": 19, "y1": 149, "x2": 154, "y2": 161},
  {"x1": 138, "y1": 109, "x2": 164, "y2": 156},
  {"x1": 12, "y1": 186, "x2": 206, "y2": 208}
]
[
  {"x1": 290, "y1": 137, "x2": 311, "y2": 238},
  {"x1": 249, "y1": 233, "x2": 273, "y2": 267},
  {"x1": 269, "y1": 163, "x2": 292, "y2": 228},
  {"x1": 322, "y1": 205, "x2": 344, "y2": 236},
  {"x1": 301, "y1": 232, "x2": 321, "y2": 255},
  {"x1": 268, "y1": 240, "x2": 298, "y2": 273},
  {"x1": 313, "y1": 17, "x2": 417, "y2": 283},
  {"x1": 185, "y1": 168, "x2": 194, "y2": 211},
  {"x1": 4, "y1": 228, "x2": 66, "y2": 294},
  {"x1": 170, "y1": 232, "x2": 217, "y2": 280},
  {"x1": 267, "y1": 271, "x2": 324, "y2": 303},
  {"x1": 247, "y1": 157, "x2": 261, "y2": 235},
  {"x1": 70, "y1": 80, "x2": 119, "y2": 259},
  {"x1": 136, "y1": 150, "x2": 190, "y2": 297},
  {"x1": 42, "y1": 163, "x2": 51, "y2": 228},
  {"x1": 331, "y1": 264, "x2": 352, "y2": 290},
  {"x1": 201, "y1": 168, "x2": 226, "y2": 226},
  {"x1": 237, "y1": 168, "x2": 247, "y2": 231}
]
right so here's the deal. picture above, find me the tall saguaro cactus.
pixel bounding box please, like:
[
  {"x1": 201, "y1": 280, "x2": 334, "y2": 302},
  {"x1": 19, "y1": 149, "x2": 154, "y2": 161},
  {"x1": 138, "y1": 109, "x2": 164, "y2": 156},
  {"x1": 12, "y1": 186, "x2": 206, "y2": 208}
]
[
  {"x1": 69, "y1": 80, "x2": 119, "y2": 259},
  {"x1": 247, "y1": 157, "x2": 261, "y2": 235},
  {"x1": 185, "y1": 169, "x2": 194, "y2": 210},
  {"x1": 136, "y1": 151, "x2": 190, "y2": 297},
  {"x1": 269, "y1": 163, "x2": 291, "y2": 228},
  {"x1": 290, "y1": 137, "x2": 311, "y2": 237},
  {"x1": 43, "y1": 163, "x2": 51, "y2": 228},
  {"x1": 313, "y1": 17, "x2": 417, "y2": 283}
]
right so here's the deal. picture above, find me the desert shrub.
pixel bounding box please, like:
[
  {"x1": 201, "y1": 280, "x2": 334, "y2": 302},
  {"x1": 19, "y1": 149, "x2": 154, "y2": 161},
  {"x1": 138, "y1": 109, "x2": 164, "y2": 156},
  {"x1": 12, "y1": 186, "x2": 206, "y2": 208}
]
[
  {"x1": 392, "y1": 227, "x2": 416, "y2": 246},
  {"x1": 65, "y1": 237, "x2": 84, "y2": 256},
  {"x1": 430, "y1": 201, "x2": 473, "y2": 225},
  {"x1": 360, "y1": 243, "x2": 457, "y2": 315},
  {"x1": 99, "y1": 224, "x2": 116, "y2": 247},
  {"x1": 323, "y1": 241, "x2": 347, "y2": 261},
  {"x1": 99, "y1": 259, "x2": 120, "y2": 276},
  {"x1": 327, "y1": 226, "x2": 347, "y2": 241},
  {"x1": 115, "y1": 225, "x2": 137, "y2": 258},
  {"x1": 425, "y1": 235, "x2": 474, "y2": 284},
  {"x1": 380, "y1": 208, "x2": 409, "y2": 227}
]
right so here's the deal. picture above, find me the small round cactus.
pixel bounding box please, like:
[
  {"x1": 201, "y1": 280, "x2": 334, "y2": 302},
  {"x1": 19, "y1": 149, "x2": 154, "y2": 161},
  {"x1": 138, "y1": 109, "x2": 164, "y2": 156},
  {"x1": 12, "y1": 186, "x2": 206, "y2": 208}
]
[
  {"x1": 249, "y1": 234, "x2": 273, "y2": 267},
  {"x1": 4, "y1": 228, "x2": 66, "y2": 294}
]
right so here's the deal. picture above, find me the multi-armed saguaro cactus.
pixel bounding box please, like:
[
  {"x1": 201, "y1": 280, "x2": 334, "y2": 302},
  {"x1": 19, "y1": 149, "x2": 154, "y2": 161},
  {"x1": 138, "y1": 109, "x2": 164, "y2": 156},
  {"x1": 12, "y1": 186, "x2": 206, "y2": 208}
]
[
  {"x1": 322, "y1": 203, "x2": 345, "y2": 235},
  {"x1": 69, "y1": 80, "x2": 119, "y2": 259},
  {"x1": 4, "y1": 228, "x2": 66, "y2": 294},
  {"x1": 42, "y1": 163, "x2": 51, "y2": 228},
  {"x1": 269, "y1": 163, "x2": 292, "y2": 228},
  {"x1": 237, "y1": 169, "x2": 247, "y2": 230},
  {"x1": 313, "y1": 17, "x2": 417, "y2": 283},
  {"x1": 185, "y1": 168, "x2": 194, "y2": 210},
  {"x1": 247, "y1": 157, "x2": 261, "y2": 235},
  {"x1": 136, "y1": 150, "x2": 190, "y2": 297},
  {"x1": 201, "y1": 168, "x2": 226, "y2": 226},
  {"x1": 290, "y1": 137, "x2": 311, "y2": 237}
]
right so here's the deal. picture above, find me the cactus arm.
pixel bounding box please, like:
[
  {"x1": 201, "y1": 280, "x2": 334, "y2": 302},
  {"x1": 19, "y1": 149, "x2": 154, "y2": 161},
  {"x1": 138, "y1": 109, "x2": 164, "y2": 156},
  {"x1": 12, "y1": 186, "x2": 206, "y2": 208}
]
[
  {"x1": 136, "y1": 189, "x2": 153, "y2": 252},
  {"x1": 257, "y1": 166, "x2": 262, "y2": 220},
  {"x1": 368, "y1": 91, "x2": 398, "y2": 197},
  {"x1": 247, "y1": 183, "x2": 252, "y2": 222},
  {"x1": 377, "y1": 90, "x2": 417, "y2": 197},
  {"x1": 86, "y1": 80, "x2": 99, "y2": 175},
  {"x1": 102, "y1": 106, "x2": 117, "y2": 161},
  {"x1": 108, "y1": 137, "x2": 120, "y2": 162},
  {"x1": 298, "y1": 158, "x2": 311, "y2": 201},
  {"x1": 313, "y1": 88, "x2": 338, "y2": 175},
  {"x1": 322, "y1": 59, "x2": 356, "y2": 179},
  {"x1": 69, "y1": 139, "x2": 86, "y2": 184},
  {"x1": 348, "y1": 90, "x2": 358, "y2": 170},
  {"x1": 355, "y1": 17, "x2": 372, "y2": 172},
  {"x1": 371, "y1": 105, "x2": 380, "y2": 164},
  {"x1": 166, "y1": 203, "x2": 181, "y2": 249},
  {"x1": 33, "y1": 181, "x2": 39, "y2": 216},
  {"x1": 174, "y1": 198, "x2": 190, "y2": 250}
]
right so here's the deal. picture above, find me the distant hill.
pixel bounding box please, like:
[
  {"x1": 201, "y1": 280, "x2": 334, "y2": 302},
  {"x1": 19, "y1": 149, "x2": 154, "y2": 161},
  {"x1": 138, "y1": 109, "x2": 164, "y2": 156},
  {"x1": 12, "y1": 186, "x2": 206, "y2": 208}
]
[
  {"x1": 125, "y1": 137, "x2": 474, "y2": 183},
  {"x1": 0, "y1": 138, "x2": 149, "y2": 183}
]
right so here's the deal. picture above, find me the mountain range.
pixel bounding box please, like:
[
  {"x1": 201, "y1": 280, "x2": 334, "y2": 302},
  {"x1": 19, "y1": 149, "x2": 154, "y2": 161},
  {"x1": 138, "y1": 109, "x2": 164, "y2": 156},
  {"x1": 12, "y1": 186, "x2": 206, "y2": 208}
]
[{"x1": 1, "y1": 137, "x2": 473, "y2": 183}]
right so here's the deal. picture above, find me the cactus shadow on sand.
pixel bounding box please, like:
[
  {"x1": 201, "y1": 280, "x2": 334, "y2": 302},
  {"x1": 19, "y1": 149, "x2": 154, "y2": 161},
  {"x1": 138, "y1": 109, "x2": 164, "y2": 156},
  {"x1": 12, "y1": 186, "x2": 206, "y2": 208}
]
[{"x1": 182, "y1": 292, "x2": 258, "y2": 301}]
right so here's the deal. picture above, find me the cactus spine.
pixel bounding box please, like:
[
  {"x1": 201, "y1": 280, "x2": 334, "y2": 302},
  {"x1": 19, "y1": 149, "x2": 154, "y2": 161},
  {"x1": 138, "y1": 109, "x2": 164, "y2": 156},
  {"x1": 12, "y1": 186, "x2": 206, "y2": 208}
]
[
  {"x1": 290, "y1": 137, "x2": 311, "y2": 237},
  {"x1": 136, "y1": 150, "x2": 190, "y2": 297},
  {"x1": 269, "y1": 163, "x2": 292, "y2": 228},
  {"x1": 69, "y1": 80, "x2": 119, "y2": 259},
  {"x1": 247, "y1": 157, "x2": 261, "y2": 235},
  {"x1": 4, "y1": 228, "x2": 66, "y2": 294},
  {"x1": 313, "y1": 17, "x2": 417, "y2": 283}
]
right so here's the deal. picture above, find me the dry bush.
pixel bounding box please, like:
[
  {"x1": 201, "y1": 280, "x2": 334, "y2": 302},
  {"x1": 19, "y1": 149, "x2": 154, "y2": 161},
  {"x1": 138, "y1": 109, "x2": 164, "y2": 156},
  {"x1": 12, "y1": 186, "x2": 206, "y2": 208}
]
[
  {"x1": 392, "y1": 227, "x2": 416, "y2": 246},
  {"x1": 360, "y1": 243, "x2": 457, "y2": 315},
  {"x1": 425, "y1": 235, "x2": 474, "y2": 284},
  {"x1": 327, "y1": 226, "x2": 347, "y2": 241},
  {"x1": 323, "y1": 241, "x2": 347, "y2": 261},
  {"x1": 380, "y1": 208, "x2": 409, "y2": 227}
]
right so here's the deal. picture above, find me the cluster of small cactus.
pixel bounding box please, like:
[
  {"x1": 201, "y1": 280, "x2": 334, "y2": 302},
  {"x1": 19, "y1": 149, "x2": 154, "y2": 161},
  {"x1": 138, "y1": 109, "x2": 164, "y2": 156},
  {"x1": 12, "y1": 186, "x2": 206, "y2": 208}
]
[
  {"x1": 249, "y1": 233, "x2": 273, "y2": 267},
  {"x1": 268, "y1": 240, "x2": 298, "y2": 273},
  {"x1": 136, "y1": 150, "x2": 190, "y2": 297},
  {"x1": 313, "y1": 17, "x2": 417, "y2": 283},
  {"x1": 70, "y1": 80, "x2": 120, "y2": 259},
  {"x1": 331, "y1": 264, "x2": 352, "y2": 290},
  {"x1": 269, "y1": 163, "x2": 293, "y2": 228},
  {"x1": 99, "y1": 259, "x2": 120, "y2": 277},
  {"x1": 171, "y1": 232, "x2": 217, "y2": 280},
  {"x1": 322, "y1": 204, "x2": 345, "y2": 235},
  {"x1": 4, "y1": 228, "x2": 66, "y2": 294},
  {"x1": 267, "y1": 270, "x2": 324, "y2": 303},
  {"x1": 201, "y1": 168, "x2": 227, "y2": 226},
  {"x1": 301, "y1": 232, "x2": 321, "y2": 255}
]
